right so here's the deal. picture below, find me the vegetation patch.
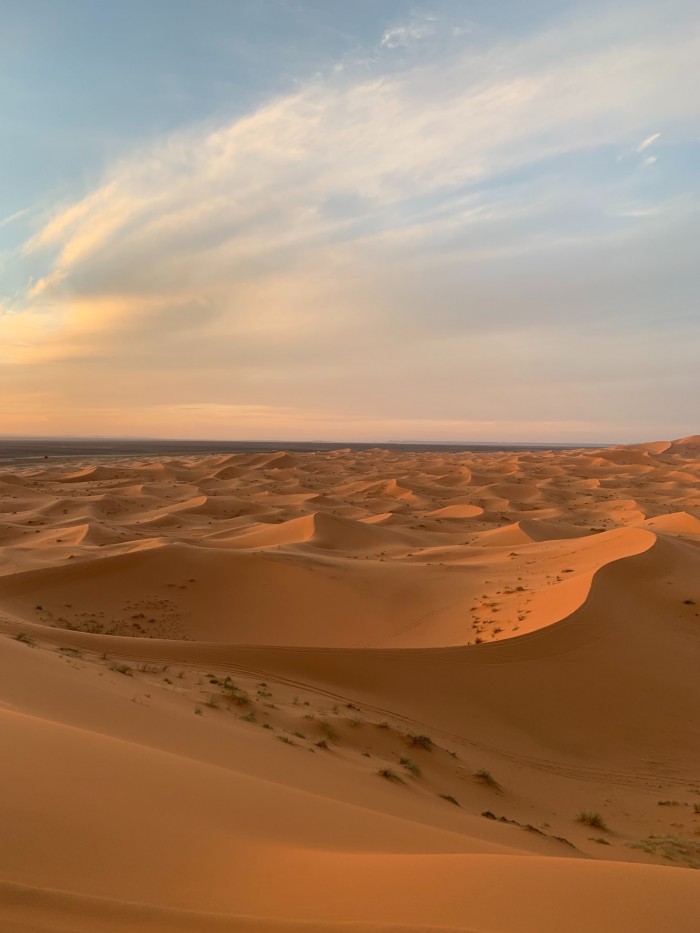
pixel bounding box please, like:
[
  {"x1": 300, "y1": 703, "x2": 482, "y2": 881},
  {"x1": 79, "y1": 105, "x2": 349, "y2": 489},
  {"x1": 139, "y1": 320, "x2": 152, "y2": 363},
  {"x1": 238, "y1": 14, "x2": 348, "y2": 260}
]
[
  {"x1": 576, "y1": 811, "x2": 608, "y2": 831},
  {"x1": 378, "y1": 767, "x2": 404, "y2": 783},
  {"x1": 474, "y1": 768, "x2": 502, "y2": 791},
  {"x1": 399, "y1": 757, "x2": 421, "y2": 777},
  {"x1": 628, "y1": 835, "x2": 700, "y2": 868},
  {"x1": 406, "y1": 733, "x2": 433, "y2": 751},
  {"x1": 439, "y1": 794, "x2": 460, "y2": 806}
]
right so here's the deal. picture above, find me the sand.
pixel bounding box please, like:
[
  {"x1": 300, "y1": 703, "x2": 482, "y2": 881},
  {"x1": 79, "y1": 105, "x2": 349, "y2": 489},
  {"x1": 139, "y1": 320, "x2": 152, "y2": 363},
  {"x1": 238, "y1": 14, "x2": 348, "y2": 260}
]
[{"x1": 0, "y1": 437, "x2": 699, "y2": 931}]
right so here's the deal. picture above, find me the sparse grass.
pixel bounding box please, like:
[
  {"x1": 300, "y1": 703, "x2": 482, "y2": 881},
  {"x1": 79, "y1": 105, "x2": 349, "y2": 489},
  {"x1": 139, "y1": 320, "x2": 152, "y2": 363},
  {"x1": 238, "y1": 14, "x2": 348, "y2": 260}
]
[
  {"x1": 315, "y1": 738, "x2": 329, "y2": 749},
  {"x1": 399, "y1": 756, "x2": 421, "y2": 777},
  {"x1": 378, "y1": 767, "x2": 404, "y2": 783},
  {"x1": 319, "y1": 719, "x2": 339, "y2": 741},
  {"x1": 474, "y1": 769, "x2": 502, "y2": 791},
  {"x1": 590, "y1": 836, "x2": 611, "y2": 845},
  {"x1": 221, "y1": 682, "x2": 251, "y2": 706},
  {"x1": 109, "y1": 663, "x2": 134, "y2": 677},
  {"x1": 628, "y1": 835, "x2": 700, "y2": 868},
  {"x1": 262, "y1": 722, "x2": 273, "y2": 730},
  {"x1": 658, "y1": 800, "x2": 683, "y2": 807},
  {"x1": 407, "y1": 733, "x2": 433, "y2": 751},
  {"x1": 204, "y1": 696, "x2": 219, "y2": 709},
  {"x1": 59, "y1": 646, "x2": 81, "y2": 657},
  {"x1": 576, "y1": 811, "x2": 608, "y2": 831},
  {"x1": 348, "y1": 716, "x2": 363, "y2": 727},
  {"x1": 194, "y1": 706, "x2": 203, "y2": 716},
  {"x1": 277, "y1": 735, "x2": 298, "y2": 746},
  {"x1": 439, "y1": 794, "x2": 460, "y2": 807},
  {"x1": 241, "y1": 710, "x2": 256, "y2": 723},
  {"x1": 377, "y1": 720, "x2": 390, "y2": 729},
  {"x1": 293, "y1": 730, "x2": 306, "y2": 739},
  {"x1": 15, "y1": 632, "x2": 34, "y2": 645}
]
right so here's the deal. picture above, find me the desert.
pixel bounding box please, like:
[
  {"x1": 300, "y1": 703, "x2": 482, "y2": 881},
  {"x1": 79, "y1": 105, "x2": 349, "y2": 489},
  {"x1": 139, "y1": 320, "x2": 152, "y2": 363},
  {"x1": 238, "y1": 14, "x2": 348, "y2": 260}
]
[{"x1": 1, "y1": 437, "x2": 699, "y2": 932}]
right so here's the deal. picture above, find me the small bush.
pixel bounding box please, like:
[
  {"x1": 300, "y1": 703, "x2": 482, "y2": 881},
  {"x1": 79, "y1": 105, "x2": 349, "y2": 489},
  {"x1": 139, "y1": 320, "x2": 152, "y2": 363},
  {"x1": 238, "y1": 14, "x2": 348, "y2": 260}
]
[
  {"x1": 15, "y1": 632, "x2": 34, "y2": 645},
  {"x1": 319, "y1": 719, "x2": 339, "y2": 741},
  {"x1": 577, "y1": 811, "x2": 607, "y2": 830},
  {"x1": 241, "y1": 711, "x2": 256, "y2": 722},
  {"x1": 474, "y1": 769, "x2": 502, "y2": 791},
  {"x1": 110, "y1": 663, "x2": 134, "y2": 677},
  {"x1": 439, "y1": 794, "x2": 460, "y2": 807},
  {"x1": 407, "y1": 734, "x2": 433, "y2": 751},
  {"x1": 378, "y1": 767, "x2": 404, "y2": 783},
  {"x1": 399, "y1": 757, "x2": 421, "y2": 777},
  {"x1": 194, "y1": 707, "x2": 203, "y2": 716},
  {"x1": 315, "y1": 738, "x2": 329, "y2": 749}
]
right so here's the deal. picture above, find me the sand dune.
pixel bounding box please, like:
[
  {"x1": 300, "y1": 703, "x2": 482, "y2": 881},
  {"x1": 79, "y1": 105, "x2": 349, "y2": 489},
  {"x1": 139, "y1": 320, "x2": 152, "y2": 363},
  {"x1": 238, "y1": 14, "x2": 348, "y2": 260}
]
[{"x1": 0, "y1": 439, "x2": 699, "y2": 931}]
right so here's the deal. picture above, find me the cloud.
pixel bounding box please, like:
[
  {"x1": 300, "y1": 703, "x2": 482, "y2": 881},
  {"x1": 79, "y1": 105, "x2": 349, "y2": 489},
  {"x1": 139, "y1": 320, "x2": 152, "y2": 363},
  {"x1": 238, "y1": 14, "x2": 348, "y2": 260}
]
[
  {"x1": 380, "y1": 13, "x2": 438, "y2": 49},
  {"x1": 637, "y1": 132, "x2": 661, "y2": 151},
  {"x1": 0, "y1": 206, "x2": 33, "y2": 229},
  {"x1": 2, "y1": 2, "x2": 699, "y2": 440}
]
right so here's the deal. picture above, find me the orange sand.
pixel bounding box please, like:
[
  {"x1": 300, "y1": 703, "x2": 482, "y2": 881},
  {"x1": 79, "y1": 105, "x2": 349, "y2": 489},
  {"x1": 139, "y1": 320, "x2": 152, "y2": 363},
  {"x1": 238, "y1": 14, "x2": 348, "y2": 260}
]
[{"x1": 1, "y1": 437, "x2": 699, "y2": 931}]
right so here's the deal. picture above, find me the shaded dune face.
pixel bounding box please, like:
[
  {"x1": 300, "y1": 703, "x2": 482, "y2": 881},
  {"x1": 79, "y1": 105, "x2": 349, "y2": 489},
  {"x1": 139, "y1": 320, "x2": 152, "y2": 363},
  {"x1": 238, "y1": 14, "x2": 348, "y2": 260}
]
[{"x1": 0, "y1": 438, "x2": 699, "y2": 932}]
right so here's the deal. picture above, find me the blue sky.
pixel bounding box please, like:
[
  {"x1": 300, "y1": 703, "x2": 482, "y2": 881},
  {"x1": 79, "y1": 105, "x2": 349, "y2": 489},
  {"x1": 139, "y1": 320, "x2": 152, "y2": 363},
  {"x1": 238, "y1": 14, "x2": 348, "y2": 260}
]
[{"x1": 1, "y1": 0, "x2": 698, "y2": 441}]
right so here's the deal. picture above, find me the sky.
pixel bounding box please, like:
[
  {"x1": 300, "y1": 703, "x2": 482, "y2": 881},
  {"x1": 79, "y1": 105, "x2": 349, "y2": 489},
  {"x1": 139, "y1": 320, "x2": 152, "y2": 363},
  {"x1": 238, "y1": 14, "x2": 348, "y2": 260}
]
[{"x1": 1, "y1": 0, "x2": 698, "y2": 443}]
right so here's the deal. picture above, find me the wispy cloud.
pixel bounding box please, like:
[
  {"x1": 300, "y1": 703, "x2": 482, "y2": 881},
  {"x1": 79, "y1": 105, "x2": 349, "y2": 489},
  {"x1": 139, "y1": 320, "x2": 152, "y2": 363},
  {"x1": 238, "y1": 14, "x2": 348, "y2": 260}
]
[
  {"x1": 2, "y1": 2, "x2": 699, "y2": 440},
  {"x1": 380, "y1": 12, "x2": 438, "y2": 49},
  {"x1": 637, "y1": 132, "x2": 661, "y2": 152},
  {"x1": 0, "y1": 206, "x2": 34, "y2": 229}
]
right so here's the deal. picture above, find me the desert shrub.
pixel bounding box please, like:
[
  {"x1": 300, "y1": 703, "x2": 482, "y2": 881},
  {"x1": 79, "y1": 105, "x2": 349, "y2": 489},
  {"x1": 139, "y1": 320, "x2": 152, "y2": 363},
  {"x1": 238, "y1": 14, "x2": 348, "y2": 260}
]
[
  {"x1": 577, "y1": 811, "x2": 607, "y2": 830},
  {"x1": 407, "y1": 733, "x2": 433, "y2": 751},
  {"x1": 474, "y1": 769, "x2": 502, "y2": 790},
  {"x1": 378, "y1": 767, "x2": 404, "y2": 783},
  {"x1": 399, "y1": 757, "x2": 421, "y2": 777},
  {"x1": 319, "y1": 719, "x2": 339, "y2": 741}
]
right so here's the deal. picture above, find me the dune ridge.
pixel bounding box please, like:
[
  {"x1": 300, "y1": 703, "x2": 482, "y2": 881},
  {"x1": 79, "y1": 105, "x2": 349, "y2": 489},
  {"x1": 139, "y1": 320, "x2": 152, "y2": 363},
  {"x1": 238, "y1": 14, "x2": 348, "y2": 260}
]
[{"x1": 0, "y1": 438, "x2": 699, "y2": 931}]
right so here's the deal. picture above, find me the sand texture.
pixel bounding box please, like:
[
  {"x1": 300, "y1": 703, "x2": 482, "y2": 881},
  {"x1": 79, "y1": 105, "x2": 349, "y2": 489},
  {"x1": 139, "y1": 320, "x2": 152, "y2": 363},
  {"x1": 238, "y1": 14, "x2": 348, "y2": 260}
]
[{"x1": 1, "y1": 438, "x2": 699, "y2": 931}]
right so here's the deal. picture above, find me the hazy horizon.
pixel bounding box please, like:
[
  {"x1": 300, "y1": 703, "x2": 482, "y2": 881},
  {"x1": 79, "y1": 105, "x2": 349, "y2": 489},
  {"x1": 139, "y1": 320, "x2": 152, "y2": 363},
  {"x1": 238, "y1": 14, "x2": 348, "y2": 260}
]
[{"x1": 1, "y1": 0, "x2": 698, "y2": 442}]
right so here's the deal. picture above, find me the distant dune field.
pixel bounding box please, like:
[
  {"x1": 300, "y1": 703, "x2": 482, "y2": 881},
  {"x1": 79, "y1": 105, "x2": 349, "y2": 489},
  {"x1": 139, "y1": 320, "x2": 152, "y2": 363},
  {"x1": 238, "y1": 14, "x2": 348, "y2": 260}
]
[{"x1": 1, "y1": 438, "x2": 699, "y2": 931}]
